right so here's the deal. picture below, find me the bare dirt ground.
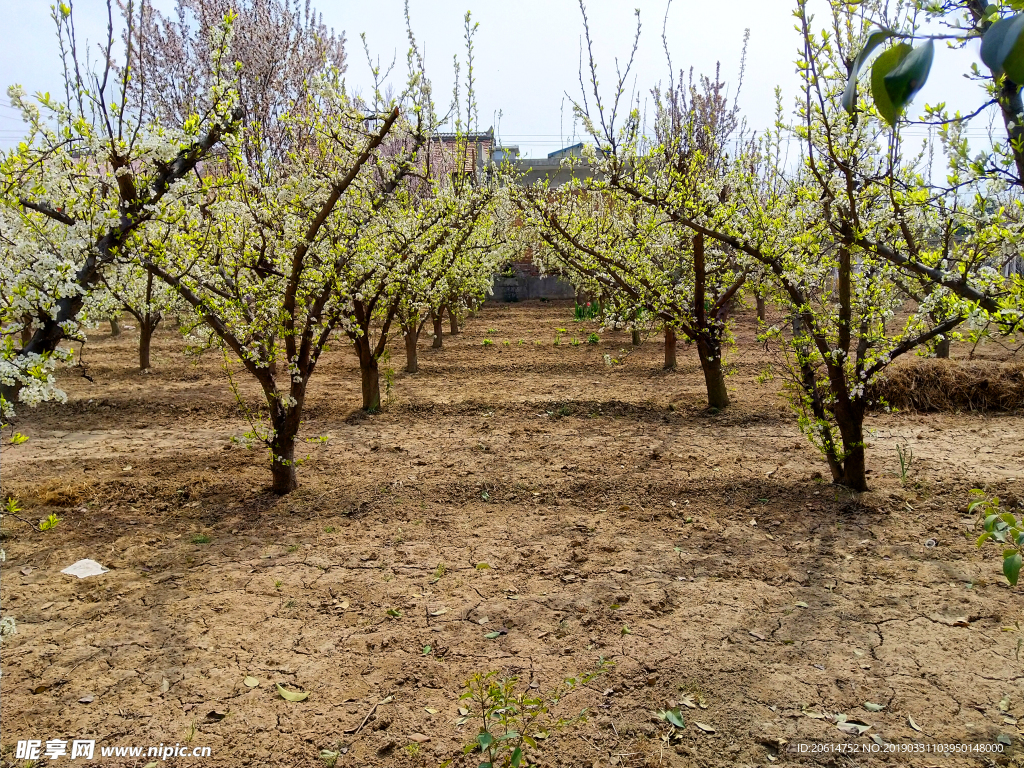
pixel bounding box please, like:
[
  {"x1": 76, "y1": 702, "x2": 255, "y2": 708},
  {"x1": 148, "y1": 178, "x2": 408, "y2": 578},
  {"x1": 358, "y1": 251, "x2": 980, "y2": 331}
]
[{"x1": 1, "y1": 301, "x2": 1023, "y2": 768}]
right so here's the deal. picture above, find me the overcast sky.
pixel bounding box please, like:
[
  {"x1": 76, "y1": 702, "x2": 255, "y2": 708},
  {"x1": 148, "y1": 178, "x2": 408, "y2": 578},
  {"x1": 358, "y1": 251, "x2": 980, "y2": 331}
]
[{"x1": 0, "y1": 0, "x2": 999, "y2": 156}]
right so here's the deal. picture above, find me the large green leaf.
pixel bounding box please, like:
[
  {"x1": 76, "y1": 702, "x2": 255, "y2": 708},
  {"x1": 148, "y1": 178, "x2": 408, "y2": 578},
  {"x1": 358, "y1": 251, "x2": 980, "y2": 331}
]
[
  {"x1": 842, "y1": 28, "x2": 895, "y2": 114},
  {"x1": 871, "y1": 43, "x2": 913, "y2": 127},
  {"x1": 883, "y1": 39, "x2": 934, "y2": 124},
  {"x1": 981, "y1": 13, "x2": 1024, "y2": 81},
  {"x1": 1004, "y1": 552, "x2": 1022, "y2": 586}
]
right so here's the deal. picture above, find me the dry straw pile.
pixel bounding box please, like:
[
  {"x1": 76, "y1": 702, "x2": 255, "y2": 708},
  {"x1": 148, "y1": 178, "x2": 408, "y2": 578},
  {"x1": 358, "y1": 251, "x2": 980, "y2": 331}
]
[{"x1": 870, "y1": 360, "x2": 1024, "y2": 412}]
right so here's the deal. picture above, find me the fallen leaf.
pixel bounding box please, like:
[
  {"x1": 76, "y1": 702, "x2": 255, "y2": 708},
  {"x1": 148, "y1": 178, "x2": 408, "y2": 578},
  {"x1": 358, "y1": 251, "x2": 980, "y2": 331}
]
[
  {"x1": 694, "y1": 722, "x2": 715, "y2": 734},
  {"x1": 656, "y1": 708, "x2": 686, "y2": 729},
  {"x1": 424, "y1": 707, "x2": 438, "y2": 714},
  {"x1": 275, "y1": 683, "x2": 309, "y2": 702},
  {"x1": 340, "y1": 601, "x2": 350, "y2": 609},
  {"x1": 907, "y1": 716, "x2": 922, "y2": 732},
  {"x1": 160, "y1": 678, "x2": 169, "y2": 693},
  {"x1": 484, "y1": 631, "x2": 502, "y2": 639},
  {"x1": 475, "y1": 562, "x2": 491, "y2": 570},
  {"x1": 998, "y1": 695, "x2": 1011, "y2": 712},
  {"x1": 78, "y1": 694, "x2": 94, "y2": 704},
  {"x1": 40, "y1": 602, "x2": 53, "y2": 610},
  {"x1": 863, "y1": 702, "x2": 884, "y2": 712},
  {"x1": 458, "y1": 707, "x2": 470, "y2": 716},
  {"x1": 429, "y1": 607, "x2": 448, "y2": 616},
  {"x1": 408, "y1": 733, "x2": 430, "y2": 743},
  {"x1": 749, "y1": 630, "x2": 766, "y2": 641},
  {"x1": 795, "y1": 602, "x2": 809, "y2": 609},
  {"x1": 802, "y1": 710, "x2": 827, "y2": 720},
  {"x1": 836, "y1": 720, "x2": 871, "y2": 736},
  {"x1": 142, "y1": 763, "x2": 159, "y2": 768},
  {"x1": 243, "y1": 677, "x2": 260, "y2": 688},
  {"x1": 870, "y1": 734, "x2": 888, "y2": 747},
  {"x1": 422, "y1": 645, "x2": 431, "y2": 655},
  {"x1": 386, "y1": 609, "x2": 402, "y2": 618},
  {"x1": 477, "y1": 616, "x2": 489, "y2": 625},
  {"x1": 997, "y1": 734, "x2": 1013, "y2": 746},
  {"x1": 20, "y1": 566, "x2": 32, "y2": 576},
  {"x1": 679, "y1": 694, "x2": 697, "y2": 709}
]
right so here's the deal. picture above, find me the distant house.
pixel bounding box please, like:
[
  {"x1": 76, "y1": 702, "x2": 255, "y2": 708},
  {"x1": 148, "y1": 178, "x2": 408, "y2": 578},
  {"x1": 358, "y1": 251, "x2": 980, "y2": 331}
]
[{"x1": 428, "y1": 128, "x2": 494, "y2": 186}]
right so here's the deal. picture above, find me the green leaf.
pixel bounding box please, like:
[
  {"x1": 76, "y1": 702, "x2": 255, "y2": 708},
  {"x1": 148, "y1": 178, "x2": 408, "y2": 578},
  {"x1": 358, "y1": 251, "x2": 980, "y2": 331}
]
[
  {"x1": 243, "y1": 676, "x2": 260, "y2": 688},
  {"x1": 982, "y1": 13, "x2": 1024, "y2": 82},
  {"x1": 1003, "y1": 552, "x2": 1022, "y2": 586},
  {"x1": 386, "y1": 609, "x2": 402, "y2": 618},
  {"x1": 275, "y1": 683, "x2": 309, "y2": 702},
  {"x1": 842, "y1": 28, "x2": 895, "y2": 114},
  {"x1": 661, "y1": 708, "x2": 686, "y2": 728},
  {"x1": 871, "y1": 43, "x2": 912, "y2": 127},
  {"x1": 511, "y1": 746, "x2": 523, "y2": 767},
  {"x1": 879, "y1": 40, "x2": 934, "y2": 127},
  {"x1": 484, "y1": 631, "x2": 501, "y2": 639},
  {"x1": 477, "y1": 732, "x2": 494, "y2": 748}
]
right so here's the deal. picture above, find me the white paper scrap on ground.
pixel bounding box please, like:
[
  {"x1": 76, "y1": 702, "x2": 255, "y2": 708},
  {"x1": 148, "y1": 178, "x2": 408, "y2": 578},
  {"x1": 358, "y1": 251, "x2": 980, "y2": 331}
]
[{"x1": 60, "y1": 559, "x2": 109, "y2": 579}]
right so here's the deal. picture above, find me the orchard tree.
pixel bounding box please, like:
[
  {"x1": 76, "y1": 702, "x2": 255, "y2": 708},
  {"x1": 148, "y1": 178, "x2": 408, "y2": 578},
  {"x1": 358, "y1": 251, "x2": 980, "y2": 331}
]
[
  {"x1": 569, "y1": 0, "x2": 1021, "y2": 489},
  {"x1": 95, "y1": 252, "x2": 184, "y2": 370},
  {"x1": 149, "y1": 81, "x2": 414, "y2": 492},
  {"x1": 130, "y1": 0, "x2": 347, "y2": 174},
  {"x1": 0, "y1": 0, "x2": 241, "y2": 415},
  {"x1": 520, "y1": 7, "x2": 750, "y2": 409}
]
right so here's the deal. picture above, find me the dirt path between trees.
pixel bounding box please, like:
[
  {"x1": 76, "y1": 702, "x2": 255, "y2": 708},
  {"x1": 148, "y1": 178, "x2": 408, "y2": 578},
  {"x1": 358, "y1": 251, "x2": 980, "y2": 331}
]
[{"x1": 1, "y1": 302, "x2": 1022, "y2": 767}]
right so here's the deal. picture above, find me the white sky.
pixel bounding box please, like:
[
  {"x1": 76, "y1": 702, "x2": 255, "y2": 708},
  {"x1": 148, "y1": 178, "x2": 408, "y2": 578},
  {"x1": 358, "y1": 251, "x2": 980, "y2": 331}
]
[{"x1": 0, "y1": 0, "x2": 1001, "y2": 156}]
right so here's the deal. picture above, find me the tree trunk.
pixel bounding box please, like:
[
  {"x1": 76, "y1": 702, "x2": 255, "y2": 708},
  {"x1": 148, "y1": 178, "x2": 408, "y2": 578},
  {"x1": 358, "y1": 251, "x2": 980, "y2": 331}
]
[
  {"x1": 20, "y1": 316, "x2": 32, "y2": 349},
  {"x1": 449, "y1": 307, "x2": 460, "y2": 335},
  {"x1": 664, "y1": 326, "x2": 677, "y2": 370},
  {"x1": 631, "y1": 329, "x2": 642, "y2": 346},
  {"x1": 431, "y1": 311, "x2": 444, "y2": 349},
  {"x1": 355, "y1": 336, "x2": 381, "y2": 411},
  {"x1": 110, "y1": 317, "x2": 121, "y2": 337},
  {"x1": 270, "y1": 418, "x2": 299, "y2": 494},
  {"x1": 755, "y1": 293, "x2": 766, "y2": 323},
  {"x1": 834, "y1": 404, "x2": 868, "y2": 492},
  {"x1": 696, "y1": 337, "x2": 729, "y2": 409},
  {"x1": 404, "y1": 326, "x2": 419, "y2": 373},
  {"x1": 935, "y1": 335, "x2": 950, "y2": 359},
  {"x1": 139, "y1": 318, "x2": 155, "y2": 370}
]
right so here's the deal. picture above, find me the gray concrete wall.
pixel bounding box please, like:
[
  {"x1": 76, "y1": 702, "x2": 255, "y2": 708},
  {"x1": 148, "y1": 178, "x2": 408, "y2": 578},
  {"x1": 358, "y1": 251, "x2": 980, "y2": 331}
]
[{"x1": 488, "y1": 274, "x2": 576, "y2": 303}]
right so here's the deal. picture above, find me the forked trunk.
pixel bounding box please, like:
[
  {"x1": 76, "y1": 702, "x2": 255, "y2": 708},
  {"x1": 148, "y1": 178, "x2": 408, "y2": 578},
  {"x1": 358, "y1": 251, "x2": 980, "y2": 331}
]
[
  {"x1": 696, "y1": 337, "x2": 729, "y2": 409},
  {"x1": 110, "y1": 317, "x2": 121, "y2": 337},
  {"x1": 355, "y1": 336, "x2": 381, "y2": 411},
  {"x1": 404, "y1": 325, "x2": 419, "y2": 373},
  {"x1": 432, "y1": 312, "x2": 444, "y2": 349},
  {"x1": 664, "y1": 326, "x2": 677, "y2": 370},
  {"x1": 831, "y1": 401, "x2": 868, "y2": 492},
  {"x1": 139, "y1": 317, "x2": 156, "y2": 370}
]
